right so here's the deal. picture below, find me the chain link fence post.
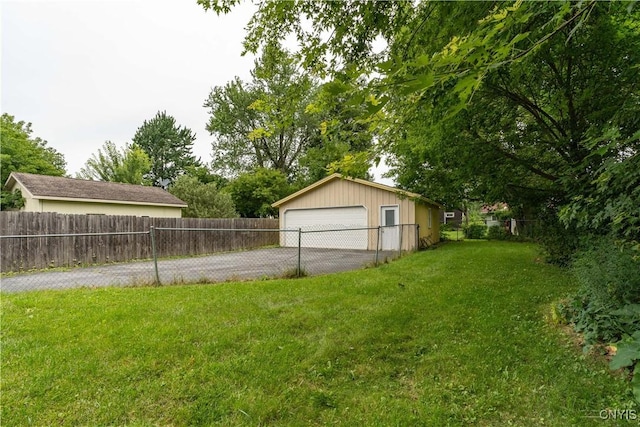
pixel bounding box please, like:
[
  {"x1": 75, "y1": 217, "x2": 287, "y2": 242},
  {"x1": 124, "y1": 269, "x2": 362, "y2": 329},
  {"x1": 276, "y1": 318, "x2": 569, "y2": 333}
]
[
  {"x1": 149, "y1": 226, "x2": 161, "y2": 285},
  {"x1": 375, "y1": 226, "x2": 381, "y2": 266},
  {"x1": 297, "y1": 228, "x2": 302, "y2": 278}
]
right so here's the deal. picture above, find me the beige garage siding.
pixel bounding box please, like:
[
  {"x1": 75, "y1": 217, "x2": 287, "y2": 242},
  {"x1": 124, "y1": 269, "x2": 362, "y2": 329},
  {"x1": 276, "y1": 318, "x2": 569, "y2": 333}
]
[
  {"x1": 279, "y1": 178, "x2": 414, "y2": 228},
  {"x1": 40, "y1": 200, "x2": 183, "y2": 218},
  {"x1": 275, "y1": 174, "x2": 442, "y2": 251},
  {"x1": 279, "y1": 178, "x2": 431, "y2": 250},
  {"x1": 23, "y1": 196, "x2": 42, "y2": 213}
]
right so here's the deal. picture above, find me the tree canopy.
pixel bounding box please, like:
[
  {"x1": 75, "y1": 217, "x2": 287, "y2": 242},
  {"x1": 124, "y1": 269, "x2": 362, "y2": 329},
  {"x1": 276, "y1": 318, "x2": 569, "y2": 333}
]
[
  {"x1": 226, "y1": 168, "x2": 292, "y2": 218},
  {"x1": 204, "y1": 43, "x2": 376, "y2": 184},
  {"x1": 385, "y1": 2, "x2": 639, "y2": 242},
  {"x1": 199, "y1": 0, "x2": 639, "y2": 243},
  {"x1": 132, "y1": 111, "x2": 200, "y2": 187},
  {"x1": 205, "y1": 44, "x2": 319, "y2": 178},
  {"x1": 1, "y1": 113, "x2": 66, "y2": 185},
  {"x1": 1, "y1": 113, "x2": 66, "y2": 209},
  {"x1": 76, "y1": 141, "x2": 152, "y2": 185},
  {"x1": 168, "y1": 175, "x2": 237, "y2": 218},
  {"x1": 298, "y1": 76, "x2": 376, "y2": 184}
]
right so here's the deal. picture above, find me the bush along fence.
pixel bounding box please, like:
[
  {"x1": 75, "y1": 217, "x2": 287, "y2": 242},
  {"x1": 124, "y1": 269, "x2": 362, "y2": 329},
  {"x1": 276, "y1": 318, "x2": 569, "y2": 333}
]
[{"x1": 0, "y1": 214, "x2": 422, "y2": 292}]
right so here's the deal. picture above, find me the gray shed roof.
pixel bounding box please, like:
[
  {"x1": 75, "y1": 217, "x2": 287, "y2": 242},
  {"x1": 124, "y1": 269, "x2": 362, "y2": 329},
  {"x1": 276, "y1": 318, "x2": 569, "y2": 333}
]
[{"x1": 4, "y1": 172, "x2": 187, "y2": 207}]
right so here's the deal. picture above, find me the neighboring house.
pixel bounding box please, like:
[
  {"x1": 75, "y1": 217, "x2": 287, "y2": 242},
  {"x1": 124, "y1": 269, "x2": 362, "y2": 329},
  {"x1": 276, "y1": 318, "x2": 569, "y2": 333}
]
[
  {"x1": 481, "y1": 203, "x2": 509, "y2": 228},
  {"x1": 271, "y1": 173, "x2": 442, "y2": 251},
  {"x1": 3, "y1": 172, "x2": 187, "y2": 218},
  {"x1": 440, "y1": 209, "x2": 465, "y2": 226}
]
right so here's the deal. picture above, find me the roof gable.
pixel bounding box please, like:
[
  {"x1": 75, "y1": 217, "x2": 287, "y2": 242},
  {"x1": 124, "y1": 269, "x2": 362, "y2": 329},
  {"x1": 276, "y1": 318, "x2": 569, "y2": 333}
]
[
  {"x1": 272, "y1": 173, "x2": 442, "y2": 208},
  {"x1": 5, "y1": 172, "x2": 187, "y2": 207}
]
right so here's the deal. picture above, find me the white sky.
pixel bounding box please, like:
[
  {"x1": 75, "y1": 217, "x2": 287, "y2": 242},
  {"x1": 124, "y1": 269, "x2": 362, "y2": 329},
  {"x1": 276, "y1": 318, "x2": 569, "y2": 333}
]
[{"x1": 1, "y1": 0, "x2": 392, "y2": 184}]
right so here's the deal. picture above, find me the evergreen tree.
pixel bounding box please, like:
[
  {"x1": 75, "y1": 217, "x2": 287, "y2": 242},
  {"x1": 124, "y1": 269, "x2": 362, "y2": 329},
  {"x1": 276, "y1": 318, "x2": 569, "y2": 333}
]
[{"x1": 132, "y1": 111, "x2": 200, "y2": 187}]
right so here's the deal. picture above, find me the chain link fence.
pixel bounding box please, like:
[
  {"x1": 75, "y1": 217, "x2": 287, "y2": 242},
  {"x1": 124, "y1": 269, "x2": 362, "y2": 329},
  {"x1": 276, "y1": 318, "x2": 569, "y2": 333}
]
[
  {"x1": 441, "y1": 219, "x2": 543, "y2": 241},
  {"x1": 1, "y1": 224, "x2": 421, "y2": 293}
]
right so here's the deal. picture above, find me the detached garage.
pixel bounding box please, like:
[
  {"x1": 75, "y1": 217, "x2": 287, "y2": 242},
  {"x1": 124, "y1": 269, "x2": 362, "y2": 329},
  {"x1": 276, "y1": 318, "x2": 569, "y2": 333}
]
[{"x1": 272, "y1": 173, "x2": 442, "y2": 251}]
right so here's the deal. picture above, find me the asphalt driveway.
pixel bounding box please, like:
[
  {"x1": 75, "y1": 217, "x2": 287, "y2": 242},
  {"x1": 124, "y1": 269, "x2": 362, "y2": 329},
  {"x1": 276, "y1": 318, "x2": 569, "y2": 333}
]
[{"x1": 1, "y1": 247, "x2": 395, "y2": 293}]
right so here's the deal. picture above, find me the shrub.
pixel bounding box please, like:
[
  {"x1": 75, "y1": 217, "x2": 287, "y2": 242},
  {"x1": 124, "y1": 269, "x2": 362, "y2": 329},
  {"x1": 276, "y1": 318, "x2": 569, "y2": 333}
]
[
  {"x1": 487, "y1": 225, "x2": 508, "y2": 240},
  {"x1": 439, "y1": 225, "x2": 450, "y2": 241},
  {"x1": 440, "y1": 223, "x2": 453, "y2": 232},
  {"x1": 563, "y1": 236, "x2": 640, "y2": 345},
  {"x1": 609, "y1": 329, "x2": 640, "y2": 403},
  {"x1": 464, "y1": 224, "x2": 487, "y2": 239},
  {"x1": 537, "y1": 216, "x2": 580, "y2": 266},
  {"x1": 0, "y1": 189, "x2": 25, "y2": 210},
  {"x1": 169, "y1": 175, "x2": 237, "y2": 218}
]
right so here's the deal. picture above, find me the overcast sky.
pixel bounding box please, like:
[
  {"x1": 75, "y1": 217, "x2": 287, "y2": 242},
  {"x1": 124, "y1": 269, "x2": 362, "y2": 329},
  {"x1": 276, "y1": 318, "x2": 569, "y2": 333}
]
[
  {"x1": 1, "y1": 0, "x2": 257, "y2": 173},
  {"x1": 1, "y1": 0, "x2": 391, "y2": 184}
]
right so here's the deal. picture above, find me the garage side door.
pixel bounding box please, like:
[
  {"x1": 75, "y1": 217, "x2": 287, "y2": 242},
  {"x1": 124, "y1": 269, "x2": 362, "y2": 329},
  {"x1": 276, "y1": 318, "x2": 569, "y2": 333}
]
[{"x1": 283, "y1": 206, "x2": 368, "y2": 250}]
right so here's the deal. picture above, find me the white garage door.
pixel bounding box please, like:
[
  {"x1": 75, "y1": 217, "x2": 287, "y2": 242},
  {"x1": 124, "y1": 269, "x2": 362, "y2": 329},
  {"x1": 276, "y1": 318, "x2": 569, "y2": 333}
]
[{"x1": 283, "y1": 206, "x2": 368, "y2": 250}]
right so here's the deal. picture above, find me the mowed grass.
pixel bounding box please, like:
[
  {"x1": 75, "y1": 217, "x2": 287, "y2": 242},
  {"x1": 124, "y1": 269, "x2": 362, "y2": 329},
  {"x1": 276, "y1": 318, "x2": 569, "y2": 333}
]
[
  {"x1": 443, "y1": 229, "x2": 465, "y2": 241},
  {"x1": 1, "y1": 241, "x2": 633, "y2": 426}
]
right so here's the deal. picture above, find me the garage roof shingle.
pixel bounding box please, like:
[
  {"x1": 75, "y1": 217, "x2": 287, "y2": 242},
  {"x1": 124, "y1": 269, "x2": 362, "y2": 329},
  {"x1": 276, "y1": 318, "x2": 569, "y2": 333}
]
[{"x1": 5, "y1": 172, "x2": 187, "y2": 207}]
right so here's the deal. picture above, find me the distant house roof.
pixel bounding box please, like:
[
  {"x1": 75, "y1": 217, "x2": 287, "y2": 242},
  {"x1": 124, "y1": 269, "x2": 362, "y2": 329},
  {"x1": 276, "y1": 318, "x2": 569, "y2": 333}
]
[
  {"x1": 272, "y1": 173, "x2": 443, "y2": 208},
  {"x1": 481, "y1": 203, "x2": 509, "y2": 214},
  {"x1": 4, "y1": 172, "x2": 187, "y2": 207}
]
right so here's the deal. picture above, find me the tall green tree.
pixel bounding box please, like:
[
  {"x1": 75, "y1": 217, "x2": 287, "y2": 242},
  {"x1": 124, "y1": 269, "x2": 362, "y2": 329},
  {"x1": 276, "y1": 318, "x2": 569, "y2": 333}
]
[
  {"x1": 132, "y1": 111, "x2": 200, "y2": 187},
  {"x1": 76, "y1": 141, "x2": 152, "y2": 185},
  {"x1": 204, "y1": 44, "x2": 319, "y2": 178},
  {"x1": 385, "y1": 3, "x2": 640, "y2": 232},
  {"x1": 199, "y1": 0, "x2": 639, "y2": 241},
  {"x1": 297, "y1": 76, "x2": 376, "y2": 184},
  {"x1": 183, "y1": 165, "x2": 229, "y2": 188},
  {"x1": 1, "y1": 114, "x2": 66, "y2": 209},
  {"x1": 226, "y1": 168, "x2": 292, "y2": 218},
  {"x1": 1, "y1": 113, "x2": 66, "y2": 185},
  {"x1": 168, "y1": 175, "x2": 237, "y2": 218}
]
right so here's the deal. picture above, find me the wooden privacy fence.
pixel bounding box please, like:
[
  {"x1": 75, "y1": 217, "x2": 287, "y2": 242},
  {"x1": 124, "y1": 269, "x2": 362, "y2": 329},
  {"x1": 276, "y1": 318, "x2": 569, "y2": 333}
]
[{"x1": 0, "y1": 212, "x2": 279, "y2": 273}]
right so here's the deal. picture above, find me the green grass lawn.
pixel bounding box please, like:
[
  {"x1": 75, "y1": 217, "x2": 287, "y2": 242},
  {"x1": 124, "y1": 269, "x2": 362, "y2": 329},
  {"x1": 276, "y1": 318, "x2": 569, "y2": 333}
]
[
  {"x1": 442, "y1": 228, "x2": 465, "y2": 241},
  {"x1": 1, "y1": 241, "x2": 634, "y2": 426}
]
